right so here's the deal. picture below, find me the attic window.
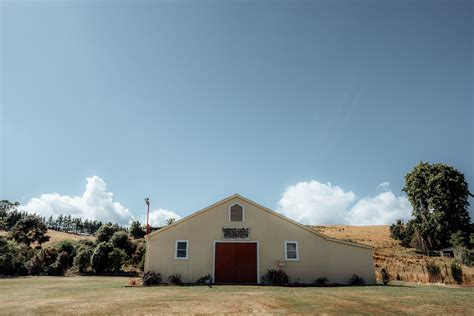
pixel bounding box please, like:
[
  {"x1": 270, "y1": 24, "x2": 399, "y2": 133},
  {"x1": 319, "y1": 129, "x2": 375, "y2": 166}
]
[{"x1": 229, "y1": 203, "x2": 244, "y2": 222}]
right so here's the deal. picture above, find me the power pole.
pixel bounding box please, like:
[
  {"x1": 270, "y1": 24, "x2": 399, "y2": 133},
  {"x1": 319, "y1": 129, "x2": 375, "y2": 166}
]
[{"x1": 145, "y1": 197, "x2": 150, "y2": 235}]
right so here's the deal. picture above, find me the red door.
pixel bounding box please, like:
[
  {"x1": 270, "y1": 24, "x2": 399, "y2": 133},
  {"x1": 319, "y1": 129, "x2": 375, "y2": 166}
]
[{"x1": 215, "y1": 243, "x2": 257, "y2": 283}]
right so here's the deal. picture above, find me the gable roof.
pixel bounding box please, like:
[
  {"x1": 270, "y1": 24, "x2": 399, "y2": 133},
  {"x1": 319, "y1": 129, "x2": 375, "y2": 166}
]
[{"x1": 147, "y1": 193, "x2": 374, "y2": 250}]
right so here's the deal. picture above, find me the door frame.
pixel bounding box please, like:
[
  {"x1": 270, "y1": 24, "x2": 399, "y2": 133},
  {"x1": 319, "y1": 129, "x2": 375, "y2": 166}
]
[{"x1": 212, "y1": 240, "x2": 260, "y2": 284}]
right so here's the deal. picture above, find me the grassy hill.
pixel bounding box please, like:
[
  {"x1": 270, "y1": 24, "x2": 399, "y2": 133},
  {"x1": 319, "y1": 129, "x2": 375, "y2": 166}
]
[
  {"x1": 313, "y1": 225, "x2": 474, "y2": 285},
  {"x1": 0, "y1": 229, "x2": 94, "y2": 248}
]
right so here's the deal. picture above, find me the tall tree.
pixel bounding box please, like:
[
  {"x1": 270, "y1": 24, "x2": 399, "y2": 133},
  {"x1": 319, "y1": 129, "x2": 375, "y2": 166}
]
[
  {"x1": 403, "y1": 162, "x2": 472, "y2": 249},
  {"x1": 8, "y1": 216, "x2": 50, "y2": 247}
]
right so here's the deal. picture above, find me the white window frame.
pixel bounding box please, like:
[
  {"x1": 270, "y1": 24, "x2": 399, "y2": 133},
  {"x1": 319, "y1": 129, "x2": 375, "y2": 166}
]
[
  {"x1": 228, "y1": 203, "x2": 245, "y2": 222},
  {"x1": 175, "y1": 240, "x2": 189, "y2": 260},
  {"x1": 284, "y1": 241, "x2": 299, "y2": 261}
]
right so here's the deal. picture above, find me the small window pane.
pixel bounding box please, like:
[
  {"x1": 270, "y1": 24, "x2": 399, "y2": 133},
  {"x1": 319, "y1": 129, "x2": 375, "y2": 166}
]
[
  {"x1": 177, "y1": 242, "x2": 187, "y2": 250},
  {"x1": 177, "y1": 250, "x2": 187, "y2": 258},
  {"x1": 286, "y1": 243, "x2": 296, "y2": 251},
  {"x1": 230, "y1": 204, "x2": 243, "y2": 221},
  {"x1": 286, "y1": 250, "x2": 297, "y2": 259}
]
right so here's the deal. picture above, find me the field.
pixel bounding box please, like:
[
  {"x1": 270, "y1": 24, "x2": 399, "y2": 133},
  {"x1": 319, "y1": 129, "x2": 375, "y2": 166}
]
[
  {"x1": 314, "y1": 225, "x2": 474, "y2": 285},
  {"x1": 0, "y1": 276, "x2": 472, "y2": 315}
]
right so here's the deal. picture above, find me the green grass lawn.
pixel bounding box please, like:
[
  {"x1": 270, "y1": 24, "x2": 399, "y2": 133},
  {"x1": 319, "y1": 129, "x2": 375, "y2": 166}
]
[{"x1": 0, "y1": 277, "x2": 472, "y2": 315}]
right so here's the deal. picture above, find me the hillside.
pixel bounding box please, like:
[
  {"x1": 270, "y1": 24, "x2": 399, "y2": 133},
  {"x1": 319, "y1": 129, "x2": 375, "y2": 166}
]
[
  {"x1": 0, "y1": 229, "x2": 94, "y2": 248},
  {"x1": 313, "y1": 225, "x2": 473, "y2": 285}
]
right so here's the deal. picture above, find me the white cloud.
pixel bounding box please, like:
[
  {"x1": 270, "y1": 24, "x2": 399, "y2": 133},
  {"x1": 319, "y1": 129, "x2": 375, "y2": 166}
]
[
  {"x1": 20, "y1": 176, "x2": 133, "y2": 225},
  {"x1": 276, "y1": 180, "x2": 356, "y2": 224},
  {"x1": 377, "y1": 182, "x2": 391, "y2": 192},
  {"x1": 346, "y1": 191, "x2": 412, "y2": 225},
  {"x1": 147, "y1": 208, "x2": 182, "y2": 227},
  {"x1": 276, "y1": 180, "x2": 412, "y2": 225}
]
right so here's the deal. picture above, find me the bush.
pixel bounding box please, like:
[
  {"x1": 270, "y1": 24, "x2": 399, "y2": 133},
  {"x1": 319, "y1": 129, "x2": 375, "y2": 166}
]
[
  {"x1": 349, "y1": 274, "x2": 365, "y2": 286},
  {"x1": 132, "y1": 242, "x2": 146, "y2": 264},
  {"x1": 380, "y1": 268, "x2": 390, "y2": 285},
  {"x1": 138, "y1": 256, "x2": 145, "y2": 271},
  {"x1": 451, "y1": 262, "x2": 463, "y2": 284},
  {"x1": 168, "y1": 273, "x2": 182, "y2": 285},
  {"x1": 196, "y1": 274, "x2": 212, "y2": 284},
  {"x1": 314, "y1": 277, "x2": 329, "y2": 286},
  {"x1": 454, "y1": 246, "x2": 474, "y2": 266},
  {"x1": 263, "y1": 269, "x2": 289, "y2": 285},
  {"x1": 142, "y1": 271, "x2": 161, "y2": 286},
  {"x1": 74, "y1": 249, "x2": 92, "y2": 273},
  {"x1": 8, "y1": 215, "x2": 50, "y2": 246},
  {"x1": 96, "y1": 224, "x2": 121, "y2": 243},
  {"x1": 108, "y1": 248, "x2": 127, "y2": 272},
  {"x1": 90, "y1": 242, "x2": 113, "y2": 273},
  {"x1": 110, "y1": 231, "x2": 134, "y2": 257},
  {"x1": 0, "y1": 237, "x2": 30, "y2": 276},
  {"x1": 55, "y1": 240, "x2": 76, "y2": 266},
  {"x1": 27, "y1": 248, "x2": 58, "y2": 275},
  {"x1": 426, "y1": 261, "x2": 441, "y2": 282}
]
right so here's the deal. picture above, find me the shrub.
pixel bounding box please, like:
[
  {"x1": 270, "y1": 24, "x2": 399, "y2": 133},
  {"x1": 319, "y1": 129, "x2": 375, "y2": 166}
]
[
  {"x1": 132, "y1": 242, "x2": 146, "y2": 265},
  {"x1": 263, "y1": 269, "x2": 289, "y2": 285},
  {"x1": 168, "y1": 273, "x2": 182, "y2": 285},
  {"x1": 74, "y1": 249, "x2": 92, "y2": 273},
  {"x1": 426, "y1": 261, "x2": 441, "y2": 282},
  {"x1": 90, "y1": 242, "x2": 113, "y2": 273},
  {"x1": 314, "y1": 277, "x2": 329, "y2": 286},
  {"x1": 110, "y1": 231, "x2": 133, "y2": 257},
  {"x1": 0, "y1": 237, "x2": 30, "y2": 276},
  {"x1": 142, "y1": 271, "x2": 161, "y2": 286},
  {"x1": 454, "y1": 246, "x2": 474, "y2": 266},
  {"x1": 380, "y1": 268, "x2": 390, "y2": 285},
  {"x1": 196, "y1": 274, "x2": 212, "y2": 284},
  {"x1": 349, "y1": 274, "x2": 365, "y2": 286},
  {"x1": 96, "y1": 224, "x2": 121, "y2": 243},
  {"x1": 138, "y1": 256, "x2": 145, "y2": 271},
  {"x1": 108, "y1": 248, "x2": 127, "y2": 272},
  {"x1": 55, "y1": 240, "x2": 76, "y2": 266},
  {"x1": 451, "y1": 262, "x2": 463, "y2": 284},
  {"x1": 27, "y1": 248, "x2": 58, "y2": 275}
]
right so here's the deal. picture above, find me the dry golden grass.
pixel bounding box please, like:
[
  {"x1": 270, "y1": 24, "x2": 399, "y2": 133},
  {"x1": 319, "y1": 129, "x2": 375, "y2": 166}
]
[
  {"x1": 0, "y1": 229, "x2": 94, "y2": 248},
  {"x1": 313, "y1": 225, "x2": 474, "y2": 285},
  {"x1": 0, "y1": 276, "x2": 473, "y2": 315}
]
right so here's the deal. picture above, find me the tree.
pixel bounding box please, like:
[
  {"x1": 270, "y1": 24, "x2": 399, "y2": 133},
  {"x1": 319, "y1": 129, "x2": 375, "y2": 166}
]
[
  {"x1": 108, "y1": 248, "x2": 127, "y2": 272},
  {"x1": 55, "y1": 240, "x2": 77, "y2": 266},
  {"x1": 129, "y1": 220, "x2": 145, "y2": 239},
  {"x1": 90, "y1": 242, "x2": 114, "y2": 273},
  {"x1": 0, "y1": 200, "x2": 20, "y2": 229},
  {"x1": 110, "y1": 231, "x2": 134, "y2": 257},
  {"x1": 74, "y1": 249, "x2": 92, "y2": 273},
  {"x1": 402, "y1": 162, "x2": 472, "y2": 249},
  {"x1": 0, "y1": 236, "x2": 30, "y2": 276},
  {"x1": 96, "y1": 223, "x2": 121, "y2": 243},
  {"x1": 8, "y1": 216, "x2": 50, "y2": 247},
  {"x1": 166, "y1": 218, "x2": 176, "y2": 226}
]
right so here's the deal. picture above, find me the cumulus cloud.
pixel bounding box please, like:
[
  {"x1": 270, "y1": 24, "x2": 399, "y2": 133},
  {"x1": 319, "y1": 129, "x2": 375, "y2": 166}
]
[
  {"x1": 276, "y1": 180, "x2": 412, "y2": 225},
  {"x1": 147, "y1": 208, "x2": 182, "y2": 227},
  {"x1": 276, "y1": 180, "x2": 356, "y2": 224},
  {"x1": 346, "y1": 191, "x2": 412, "y2": 225},
  {"x1": 20, "y1": 176, "x2": 133, "y2": 225}
]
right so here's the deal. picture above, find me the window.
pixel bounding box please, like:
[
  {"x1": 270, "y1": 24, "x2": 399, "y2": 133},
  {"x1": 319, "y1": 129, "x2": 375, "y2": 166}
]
[
  {"x1": 285, "y1": 241, "x2": 299, "y2": 261},
  {"x1": 175, "y1": 240, "x2": 188, "y2": 259},
  {"x1": 229, "y1": 203, "x2": 244, "y2": 222}
]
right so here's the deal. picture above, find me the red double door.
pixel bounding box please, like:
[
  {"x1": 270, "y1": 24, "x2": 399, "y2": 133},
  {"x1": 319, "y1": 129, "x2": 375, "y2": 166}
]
[{"x1": 214, "y1": 242, "x2": 257, "y2": 284}]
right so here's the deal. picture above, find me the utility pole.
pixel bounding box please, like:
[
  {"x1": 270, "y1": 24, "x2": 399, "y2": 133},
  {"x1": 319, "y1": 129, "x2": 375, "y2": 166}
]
[{"x1": 145, "y1": 197, "x2": 150, "y2": 235}]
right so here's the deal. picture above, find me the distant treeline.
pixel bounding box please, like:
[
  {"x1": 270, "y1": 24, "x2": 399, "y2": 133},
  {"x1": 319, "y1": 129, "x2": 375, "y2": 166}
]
[{"x1": 44, "y1": 215, "x2": 104, "y2": 235}]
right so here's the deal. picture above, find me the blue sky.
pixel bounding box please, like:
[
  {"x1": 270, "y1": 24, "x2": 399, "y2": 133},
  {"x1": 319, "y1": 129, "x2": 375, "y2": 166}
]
[{"x1": 1, "y1": 0, "x2": 473, "y2": 225}]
